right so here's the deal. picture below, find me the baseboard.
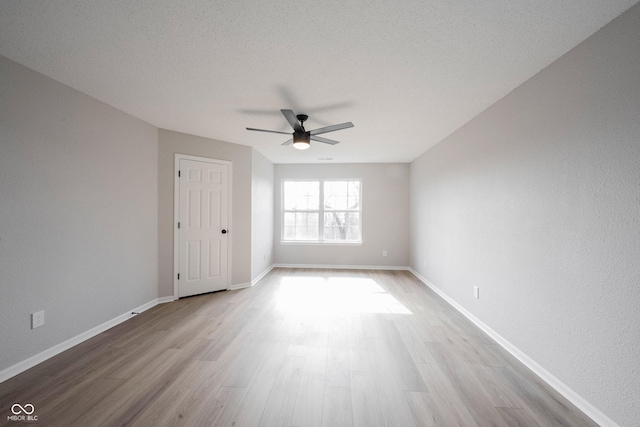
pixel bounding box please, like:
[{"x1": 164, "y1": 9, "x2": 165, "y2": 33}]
[
  {"x1": 0, "y1": 297, "x2": 172, "y2": 384},
  {"x1": 230, "y1": 263, "x2": 410, "y2": 290},
  {"x1": 252, "y1": 264, "x2": 275, "y2": 285},
  {"x1": 230, "y1": 264, "x2": 411, "y2": 290},
  {"x1": 157, "y1": 296, "x2": 176, "y2": 304},
  {"x1": 273, "y1": 263, "x2": 411, "y2": 271},
  {"x1": 408, "y1": 268, "x2": 618, "y2": 427},
  {"x1": 229, "y1": 264, "x2": 276, "y2": 290},
  {"x1": 229, "y1": 282, "x2": 251, "y2": 290}
]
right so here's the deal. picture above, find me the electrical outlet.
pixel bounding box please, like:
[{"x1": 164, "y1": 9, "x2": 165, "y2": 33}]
[
  {"x1": 473, "y1": 286, "x2": 480, "y2": 299},
  {"x1": 382, "y1": 250, "x2": 387, "y2": 257},
  {"x1": 423, "y1": 259, "x2": 427, "y2": 267},
  {"x1": 32, "y1": 310, "x2": 44, "y2": 329}
]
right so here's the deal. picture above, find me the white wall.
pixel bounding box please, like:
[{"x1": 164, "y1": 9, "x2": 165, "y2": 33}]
[
  {"x1": 409, "y1": 5, "x2": 640, "y2": 426},
  {"x1": 158, "y1": 129, "x2": 253, "y2": 293},
  {"x1": 0, "y1": 55, "x2": 159, "y2": 372},
  {"x1": 275, "y1": 163, "x2": 409, "y2": 267},
  {"x1": 251, "y1": 150, "x2": 274, "y2": 280}
]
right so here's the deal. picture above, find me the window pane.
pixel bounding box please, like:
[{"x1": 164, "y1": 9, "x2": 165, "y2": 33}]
[
  {"x1": 348, "y1": 181, "x2": 360, "y2": 209},
  {"x1": 323, "y1": 212, "x2": 336, "y2": 240},
  {"x1": 283, "y1": 225, "x2": 296, "y2": 240},
  {"x1": 284, "y1": 212, "x2": 295, "y2": 227},
  {"x1": 284, "y1": 182, "x2": 296, "y2": 210},
  {"x1": 305, "y1": 212, "x2": 319, "y2": 239},
  {"x1": 296, "y1": 225, "x2": 318, "y2": 240},
  {"x1": 284, "y1": 211, "x2": 297, "y2": 241},
  {"x1": 323, "y1": 211, "x2": 360, "y2": 241},
  {"x1": 284, "y1": 181, "x2": 319, "y2": 211},
  {"x1": 325, "y1": 180, "x2": 358, "y2": 210},
  {"x1": 305, "y1": 181, "x2": 320, "y2": 196},
  {"x1": 336, "y1": 196, "x2": 348, "y2": 210},
  {"x1": 324, "y1": 182, "x2": 335, "y2": 210},
  {"x1": 346, "y1": 212, "x2": 360, "y2": 240},
  {"x1": 334, "y1": 181, "x2": 348, "y2": 196},
  {"x1": 308, "y1": 225, "x2": 319, "y2": 240},
  {"x1": 325, "y1": 181, "x2": 348, "y2": 210},
  {"x1": 324, "y1": 212, "x2": 351, "y2": 240},
  {"x1": 307, "y1": 193, "x2": 319, "y2": 210},
  {"x1": 296, "y1": 226, "x2": 308, "y2": 240},
  {"x1": 283, "y1": 212, "x2": 320, "y2": 241},
  {"x1": 300, "y1": 182, "x2": 319, "y2": 210},
  {"x1": 308, "y1": 212, "x2": 319, "y2": 227}
]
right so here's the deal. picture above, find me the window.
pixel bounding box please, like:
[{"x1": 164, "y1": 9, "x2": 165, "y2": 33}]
[{"x1": 282, "y1": 180, "x2": 361, "y2": 243}]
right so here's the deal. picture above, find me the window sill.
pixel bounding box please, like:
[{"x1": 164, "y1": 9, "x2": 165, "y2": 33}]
[{"x1": 280, "y1": 240, "x2": 363, "y2": 246}]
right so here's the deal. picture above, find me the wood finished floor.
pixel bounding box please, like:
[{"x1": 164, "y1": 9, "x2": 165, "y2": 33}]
[{"x1": 0, "y1": 268, "x2": 597, "y2": 427}]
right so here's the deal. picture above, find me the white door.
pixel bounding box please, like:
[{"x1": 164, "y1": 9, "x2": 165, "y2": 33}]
[{"x1": 178, "y1": 158, "x2": 230, "y2": 297}]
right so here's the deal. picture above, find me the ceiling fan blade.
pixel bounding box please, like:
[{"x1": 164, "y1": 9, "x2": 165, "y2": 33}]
[
  {"x1": 281, "y1": 109, "x2": 303, "y2": 132},
  {"x1": 246, "y1": 127, "x2": 291, "y2": 135},
  {"x1": 309, "y1": 122, "x2": 354, "y2": 135},
  {"x1": 281, "y1": 138, "x2": 293, "y2": 146},
  {"x1": 311, "y1": 135, "x2": 340, "y2": 145}
]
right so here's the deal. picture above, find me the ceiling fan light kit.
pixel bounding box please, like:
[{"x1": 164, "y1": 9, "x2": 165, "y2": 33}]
[
  {"x1": 292, "y1": 131, "x2": 311, "y2": 150},
  {"x1": 247, "y1": 109, "x2": 353, "y2": 150}
]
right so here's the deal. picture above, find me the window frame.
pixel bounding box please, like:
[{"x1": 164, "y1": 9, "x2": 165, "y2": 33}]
[{"x1": 281, "y1": 178, "x2": 362, "y2": 245}]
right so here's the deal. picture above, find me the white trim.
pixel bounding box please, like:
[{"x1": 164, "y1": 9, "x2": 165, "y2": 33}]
[
  {"x1": 157, "y1": 296, "x2": 176, "y2": 304},
  {"x1": 274, "y1": 264, "x2": 410, "y2": 271},
  {"x1": 408, "y1": 268, "x2": 618, "y2": 427},
  {"x1": 174, "y1": 154, "x2": 233, "y2": 299},
  {"x1": 252, "y1": 264, "x2": 274, "y2": 285},
  {"x1": 229, "y1": 264, "x2": 275, "y2": 290},
  {"x1": 0, "y1": 297, "x2": 172, "y2": 383}
]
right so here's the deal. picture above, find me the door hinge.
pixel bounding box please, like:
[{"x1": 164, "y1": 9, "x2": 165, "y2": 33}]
[
  {"x1": 178, "y1": 170, "x2": 181, "y2": 177},
  {"x1": 177, "y1": 273, "x2": 180, "y2": 280},
  {"x1": 178, "y1": 222, "x2": 180, "y2": 229}
]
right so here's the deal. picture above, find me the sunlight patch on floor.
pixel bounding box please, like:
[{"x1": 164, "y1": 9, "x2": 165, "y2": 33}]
[{"x1": 275, "y1": 276, "x2": 413, "y2": 315}]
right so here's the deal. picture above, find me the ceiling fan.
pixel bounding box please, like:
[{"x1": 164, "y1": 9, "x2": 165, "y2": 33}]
[{"x1": 246, "y1": 109, "x2": 354, "y2": 150}]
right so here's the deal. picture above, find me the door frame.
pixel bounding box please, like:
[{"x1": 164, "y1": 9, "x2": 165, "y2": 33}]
[{"x1": 173, "y1": 153, "x2": 233, "y2": 299}]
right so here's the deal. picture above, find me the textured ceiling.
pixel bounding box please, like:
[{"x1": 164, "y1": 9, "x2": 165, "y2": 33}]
[{"x1": 1, "y1": 0, "x2": 637, "y2": 163}]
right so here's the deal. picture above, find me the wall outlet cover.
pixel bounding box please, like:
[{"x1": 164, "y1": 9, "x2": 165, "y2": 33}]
[{"x1": 32, "y1": 310, "x2": 45, "y2": 329}]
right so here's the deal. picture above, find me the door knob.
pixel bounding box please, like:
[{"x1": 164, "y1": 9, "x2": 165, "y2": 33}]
[{"x1": 221, "y1": 229, "x2": 228, "y2": 234}]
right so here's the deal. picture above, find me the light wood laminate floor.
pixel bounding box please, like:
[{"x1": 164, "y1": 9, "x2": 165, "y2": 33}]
[{"x1": 1, "y1": 269, "x2": 597, "y2": 426}]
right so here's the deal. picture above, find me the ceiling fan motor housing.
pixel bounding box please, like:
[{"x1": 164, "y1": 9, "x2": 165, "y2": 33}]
[{"x1": 293, "y1": 130, "x2": 310, "y2": 144}]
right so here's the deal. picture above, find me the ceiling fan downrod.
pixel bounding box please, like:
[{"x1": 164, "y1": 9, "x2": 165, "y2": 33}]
[{"x1": 296, "y1": 114, "x2": 308, "y2": 131}]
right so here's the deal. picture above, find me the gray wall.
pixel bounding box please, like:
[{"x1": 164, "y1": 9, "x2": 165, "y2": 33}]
[
  {"x1": 409, "y1": 5, "x2": 640, "y2": 426},
  {"x1": 251, "y1": 150, "x2": 274, "y2": 280},
  {"x1": 0, "y1": 55, "x2": 159, "y2": 372},
  {"x1": 158, "y1": 129, "x2": 253, "y2": 294},
  {"x1": 275, "y1": 163, "x2": 409, "y2": 267}
]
